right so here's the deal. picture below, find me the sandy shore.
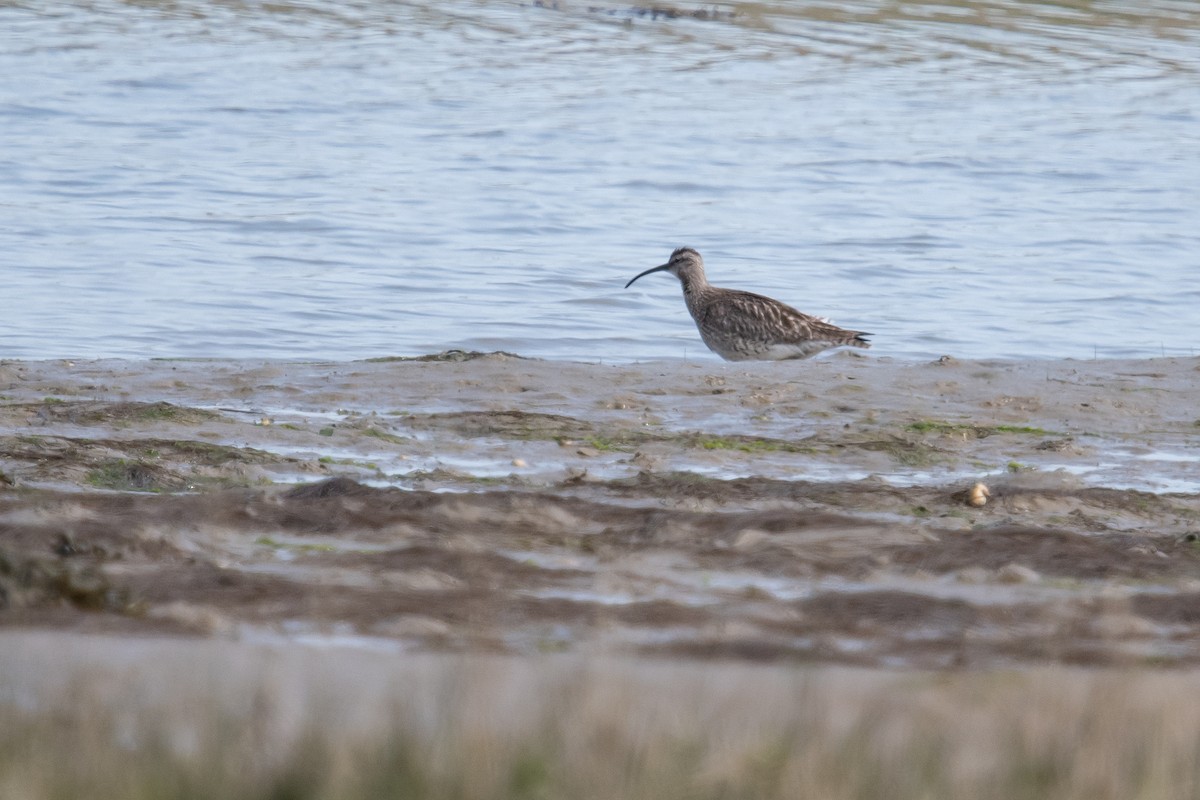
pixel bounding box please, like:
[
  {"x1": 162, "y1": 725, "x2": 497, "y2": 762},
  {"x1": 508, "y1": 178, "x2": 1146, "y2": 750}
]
[{"x1": 2, "y1": 352, "x2": 1198, "y2": 667}]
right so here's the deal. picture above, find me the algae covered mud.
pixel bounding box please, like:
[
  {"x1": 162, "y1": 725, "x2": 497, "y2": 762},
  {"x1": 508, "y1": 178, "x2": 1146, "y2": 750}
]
[{"x1": 2, "y1": 353, "x2": 1200, "y2": 667}]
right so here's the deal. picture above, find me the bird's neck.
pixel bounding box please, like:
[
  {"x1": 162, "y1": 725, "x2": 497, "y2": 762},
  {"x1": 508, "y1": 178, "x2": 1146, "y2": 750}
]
[
  {"x1": 678, "y1": 269, "x2": 709, "y2": 298},
  {"x1": 679, "y1": 272, "x2": 712, "y2": 320}
]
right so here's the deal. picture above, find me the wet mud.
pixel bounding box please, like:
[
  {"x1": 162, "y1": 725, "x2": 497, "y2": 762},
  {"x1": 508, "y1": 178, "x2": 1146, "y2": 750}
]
[{"x1": 2, "y1": 354, "x2": 1200, "y2": 667}]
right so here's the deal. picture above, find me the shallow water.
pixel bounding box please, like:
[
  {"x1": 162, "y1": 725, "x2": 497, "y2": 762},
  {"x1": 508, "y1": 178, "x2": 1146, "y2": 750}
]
[{"x1": 2, "y1": 0, "x2": 1198, "y2": 362}]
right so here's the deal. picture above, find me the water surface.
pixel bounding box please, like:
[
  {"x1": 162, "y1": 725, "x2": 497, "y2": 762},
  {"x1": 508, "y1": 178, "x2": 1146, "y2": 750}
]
[{"x1": 2, "y1": 0, "x2": 1198, "y2": 361}]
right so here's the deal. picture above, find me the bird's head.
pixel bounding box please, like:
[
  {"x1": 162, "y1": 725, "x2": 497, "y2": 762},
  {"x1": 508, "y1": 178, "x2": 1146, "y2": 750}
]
[{"x1": 624, "y1": 247, "x2": 707, "y2": 289}]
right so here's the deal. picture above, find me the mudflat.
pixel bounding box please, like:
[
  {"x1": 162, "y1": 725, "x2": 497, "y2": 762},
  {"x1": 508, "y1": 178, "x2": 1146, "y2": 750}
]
[
  {"x1": 4, "y1": 353, "x2": 1200, "y2": 797},
  {"x1": 2, "y1": 352, "x2": 1198, "y2": 666}
]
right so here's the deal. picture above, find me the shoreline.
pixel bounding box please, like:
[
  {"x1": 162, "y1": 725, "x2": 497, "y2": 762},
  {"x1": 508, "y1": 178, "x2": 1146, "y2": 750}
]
[
  {"x1": 2, "y1": 351, "x2": 1200, "y2": 796},
  {"x1": 1, "y1": 352, "x2": 1198, "y2": 667}
]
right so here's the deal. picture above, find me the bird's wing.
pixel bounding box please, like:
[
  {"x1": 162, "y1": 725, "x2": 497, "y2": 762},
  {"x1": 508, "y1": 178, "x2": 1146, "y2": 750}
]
[{"x1": 698, "y1": 289, "x2": 868, "y2": 344}]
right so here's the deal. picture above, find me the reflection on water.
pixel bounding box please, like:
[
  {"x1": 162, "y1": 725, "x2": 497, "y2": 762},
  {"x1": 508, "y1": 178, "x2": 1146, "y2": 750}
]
[{"x1": 2, "y1": 0, "x2": 1198, "y2": 362}]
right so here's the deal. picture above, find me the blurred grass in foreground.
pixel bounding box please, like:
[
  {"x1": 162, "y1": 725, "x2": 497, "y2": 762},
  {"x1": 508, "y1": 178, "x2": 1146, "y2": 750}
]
[{"x1": 3, "y1": 642, "x2": 1200, "y2": 800}]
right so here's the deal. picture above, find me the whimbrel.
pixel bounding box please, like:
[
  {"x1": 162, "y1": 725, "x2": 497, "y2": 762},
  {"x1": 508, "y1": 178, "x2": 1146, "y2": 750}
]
[{"x1": 624, "y1": 247, "x2": 871, "y2": 361}]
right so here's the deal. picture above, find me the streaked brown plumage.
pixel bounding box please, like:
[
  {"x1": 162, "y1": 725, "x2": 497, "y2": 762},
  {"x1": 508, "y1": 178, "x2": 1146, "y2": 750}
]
[{"x1": 624, "y1": 247, "x2": 871, "y2": 361}]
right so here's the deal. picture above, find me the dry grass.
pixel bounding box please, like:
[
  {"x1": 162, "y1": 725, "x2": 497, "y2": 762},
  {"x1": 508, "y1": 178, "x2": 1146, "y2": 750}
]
[{"x1": 3, "y1": 636, "x2": 1200, "y2": 799}]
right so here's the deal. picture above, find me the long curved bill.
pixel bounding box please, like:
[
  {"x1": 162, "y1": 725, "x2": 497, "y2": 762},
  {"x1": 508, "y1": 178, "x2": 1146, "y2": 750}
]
[{"x1": 624, "y1": 262, "x2": 671, "y2": 289}]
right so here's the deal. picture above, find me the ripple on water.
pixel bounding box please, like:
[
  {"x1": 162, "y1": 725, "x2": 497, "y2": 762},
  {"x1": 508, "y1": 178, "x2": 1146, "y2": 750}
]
[{"x1": 2, "y1": 1, "x2": 1198, "y2": 362}]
